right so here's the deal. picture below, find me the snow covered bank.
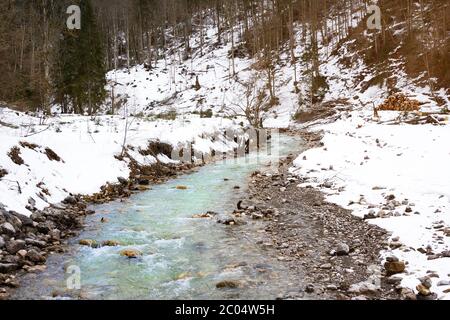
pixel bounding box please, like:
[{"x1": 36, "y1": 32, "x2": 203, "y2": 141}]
[
  {"x1": 291, "y1": 108, "x2": 450, "y2": 299},
  {"x1": 0, "y1": 107, "x2": 240, "y2": 217}
]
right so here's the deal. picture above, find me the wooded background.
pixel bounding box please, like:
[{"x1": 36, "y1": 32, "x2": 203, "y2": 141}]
[{"x1": 0, "y1": 0, "x2": 448, "y2": 113}]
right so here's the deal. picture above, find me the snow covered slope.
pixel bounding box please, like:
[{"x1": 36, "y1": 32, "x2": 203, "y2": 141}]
[{"x1": 0, "y1": 107, "x2": 239, "y2": 216}]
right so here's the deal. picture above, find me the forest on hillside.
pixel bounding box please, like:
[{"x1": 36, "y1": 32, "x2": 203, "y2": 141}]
[{"x1": 0, "y1": 0, "x2": 448, "y2": 114}]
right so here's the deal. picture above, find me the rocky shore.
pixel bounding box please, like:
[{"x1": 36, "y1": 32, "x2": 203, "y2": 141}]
[{"x1": 216, "y1": 130, "x2": 409, "y2": 300}]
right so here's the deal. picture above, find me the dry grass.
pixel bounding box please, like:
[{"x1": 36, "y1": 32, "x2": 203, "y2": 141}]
[{"x1": 7, "y1": 146, "x2": 24, "y2": 165}]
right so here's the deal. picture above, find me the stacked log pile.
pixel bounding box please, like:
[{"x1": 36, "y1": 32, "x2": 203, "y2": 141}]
[{"x1": 378, "y1": 94, "x2": 421, "y2": 112}]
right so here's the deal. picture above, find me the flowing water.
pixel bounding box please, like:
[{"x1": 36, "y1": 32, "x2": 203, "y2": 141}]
[{"x1": 13, "y1": 135, "x2": 306, "y2": 300}]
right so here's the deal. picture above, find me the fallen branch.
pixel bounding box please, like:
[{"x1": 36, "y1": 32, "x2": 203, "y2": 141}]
[{"x1": 22, "y1": 125, "x2": 51, "y2": 137}]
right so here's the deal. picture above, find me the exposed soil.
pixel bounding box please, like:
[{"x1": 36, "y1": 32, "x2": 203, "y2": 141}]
[{"x1": 7, "y1": 147, "x2": 24, "y2": 166}]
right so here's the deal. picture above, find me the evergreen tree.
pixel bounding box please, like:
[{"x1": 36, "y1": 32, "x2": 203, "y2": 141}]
[{"x1": 53, "y1": 0, "x2": 106, "y2": 114}]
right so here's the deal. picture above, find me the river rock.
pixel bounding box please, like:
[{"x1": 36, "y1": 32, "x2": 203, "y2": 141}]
[
  {"x1": 0, "y1": 236, "x2": 5, "y2": 248},
  {"x1": 419, "y1": 276, "x2": 432, "y2": 289},
  {"x1": 37, "y1": 222, "x2": 51, "y2": 234},
  {"x1": 102, "y1": 240, "x2": 120, "y2": 247},
  {"x1": 386, "y1": 255, "x2": 399, "y2": 262},
  {"x1": 348, "y1": 282, "x2": 379, "y2": 294},
  {"x1": 400, "y1": 288, "x2": 416, "y2": 300},
  {"x1": 416, "y1": 284, "x2": 431, "y2": 296},
  {"x1": 305, "y1": 284, "x2": 315, "y2": 293},
  {"x1": 251, "y1": 213, "x2": 264, "y2": 220},
  {"x1": 25, "y1": 238, "x2": 47, "y2": 248},
  {"x1": 5, "y1": 239, "x2": 26, "y2": 254},
  {"x1": 386, "y1": 276, "x2": 403, "y2": 285},
  {"x1": 17, "y1": 249, "x2": 27, "y2": 258},
  {"x1": 216, "y1": 280, "x2": 240, "y2": 289},
  {"x1": 1, "y1": 222, "x2": 16, "y2": 236},
  {"x1": 63, "y1": 196, "x2": 77, "y2": 205},
  {"x1": 320, "y1": 263, "x2": 332, "y2": 270},
  {"x1": 49, "y1": 229, "x2": 61, "y2": 240},
  {"x1": 443, "y1": 228, "x2": 450, "y2": 237},
  {"x1": 417, "y1": 292, "x2": 438, "y2": 300},
  {"x1": 26, "y1": 249, "x2": 46, "y2": 263},
  {"x1": 336, "y1": 243, "x2": 350, "y2": 256},
  {"x1": 138, "y1": 178, "x2": 150, "y2": 186},
  {"x1": 120, "y1": 249, "x2": 142, "y2": 258},
  {"x1": 117, "y1": 177, "x2": 128, "y2": 185},
  {"x1": 10, "y1": 212, "x2": 33, "y2": 227},
  {"x1": 364, "y1": 211, "x2": 377, "y2": 220},
  {"x1": 30, "y1": 212, "x2": 45, "y2": 223},
  {"x1": 437, "y1": 280, "x2": 450, "y2": 286},
  {"x1": 0, "y1": 263, "x2": 18, "y2": 273},
  {"x1": 384, "y1": 260, "x2": 405, "y2": 275},
  {"x1": 326, "y1": 285, "x2": 338, "y2": 291},
  {"x1": 79, "y1": 239, "x2": 98, "y2": 248}
]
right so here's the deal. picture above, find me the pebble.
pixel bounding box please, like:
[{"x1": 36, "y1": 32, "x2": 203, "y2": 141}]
[
  {"x1": 63, "y1": 196, "x2": 77, "y2": 205},
  {"x1": 326, "y1": 285, "x2": 338, "y2": 291},
  {"x1": 419, "y1": 276, "x2": 432, "y2": 289},
  {"x1": 320, "y1": 263, "x2": 332, "y2": 270},
  {"x1": 0, "y1": 263, "x2": 19, "y2": 273},
  {"x1": 351, "y1": 296, "x2": 368, "y2": 301},
  {"x1": 437, "y1": 280, "x2": 450, "y2": 286},
  {"x1": 305, "y1": 284, "x2": 315, "y2": 293},
  {"x1": 102, "y1": 240, "x2": 120, "y2": 247},
  {"x1": 79, "y1": 239, "x2": 98, "y2": 248},
  {"x1": 416, "y1": 284, "x2": 431, "y2": 296},
  {"x1": 1, "y1": 222, "x2": 16, "y2": 236},
  {"x1": 384, "y1": 260, "x2": 405, "y2": 275},
  {"x1": 386, "y1": 276, "x2": 403, "y2": 285},
  {"x1": 386, "y1": 255, "x2": 399, "y2": 262},
  {"x1": 17, "y1": 249, "x2": 27, "y2": 258},
  {"x1": 335, "y1": 243, "x2": 350, "y2": 256},
  {"x1": 26, "y1": 249, "x2": 46, "y2": 263},
  {"x1": 216, "y1": 280, "x2": 240, "y2": 289},
  {"x1": 400, "y1": 288, "x2": 416, "y2": 300},
  {"x1": 120, "y1": 249, "x2": 143, "y2": 259},
  {"x1": 6, "y1": 239, "x2": 26, "y2": 254}
]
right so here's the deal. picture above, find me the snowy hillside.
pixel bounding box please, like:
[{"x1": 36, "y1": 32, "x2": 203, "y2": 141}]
[{"x1": 0, "y1": 107, "x2": 240, "y2": 216}]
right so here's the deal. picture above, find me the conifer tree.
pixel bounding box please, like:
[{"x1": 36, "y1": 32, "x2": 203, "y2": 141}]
[{"x1": 53, "y1": 0, "x2": 106, "y2": 114}]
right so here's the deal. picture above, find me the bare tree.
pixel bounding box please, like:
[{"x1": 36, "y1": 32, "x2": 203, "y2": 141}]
[{"x1": 227, "y1": 76, "x2": 268, "y2": 128}]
